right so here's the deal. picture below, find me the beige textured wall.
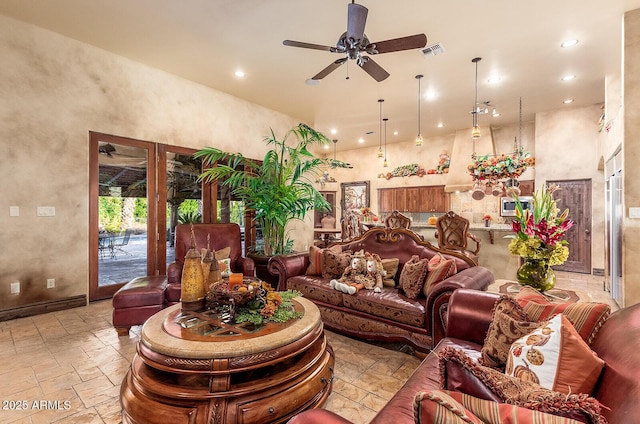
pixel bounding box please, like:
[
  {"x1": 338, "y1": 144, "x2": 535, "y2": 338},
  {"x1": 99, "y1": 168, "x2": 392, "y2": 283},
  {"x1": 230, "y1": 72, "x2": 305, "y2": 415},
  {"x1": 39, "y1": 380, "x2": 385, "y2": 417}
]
[
  {"x1": 623, "y1": 9, "x2": 640, "y2": 307},
  {"x1": 535, "y1": 104, "x2": 606, "y2": 274},
  {"x1": 0, "y1": 15, "x2": 299, "y2": 309}
]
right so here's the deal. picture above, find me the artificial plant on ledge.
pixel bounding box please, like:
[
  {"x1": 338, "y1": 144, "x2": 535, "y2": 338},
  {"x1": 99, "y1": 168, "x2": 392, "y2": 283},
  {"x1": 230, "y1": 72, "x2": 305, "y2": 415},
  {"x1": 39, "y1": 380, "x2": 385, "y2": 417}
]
[{"x1": 195, "y1": 123, "x2": 351, "y2": 256}]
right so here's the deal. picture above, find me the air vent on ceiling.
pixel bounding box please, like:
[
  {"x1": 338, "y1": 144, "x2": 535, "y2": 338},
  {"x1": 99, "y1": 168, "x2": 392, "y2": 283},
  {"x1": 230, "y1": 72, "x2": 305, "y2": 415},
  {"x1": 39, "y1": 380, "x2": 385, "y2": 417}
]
[{"x1": 422, "y1": 42, "x2": 445, "y2": 57}]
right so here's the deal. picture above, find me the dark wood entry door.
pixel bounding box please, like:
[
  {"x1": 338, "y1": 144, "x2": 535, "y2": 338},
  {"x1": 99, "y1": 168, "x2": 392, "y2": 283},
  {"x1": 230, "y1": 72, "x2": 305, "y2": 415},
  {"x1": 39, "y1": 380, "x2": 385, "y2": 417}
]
[{"x1": 547, "y1": 179, "x2": 592, "y2": 274}]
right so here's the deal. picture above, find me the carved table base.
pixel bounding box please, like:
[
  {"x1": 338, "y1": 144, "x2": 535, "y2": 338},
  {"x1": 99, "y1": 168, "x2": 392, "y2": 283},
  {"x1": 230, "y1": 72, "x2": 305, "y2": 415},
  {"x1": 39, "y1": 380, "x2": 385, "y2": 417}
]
[{"x1": 120, "y1": 298, "x2": 334, "y2": 424}]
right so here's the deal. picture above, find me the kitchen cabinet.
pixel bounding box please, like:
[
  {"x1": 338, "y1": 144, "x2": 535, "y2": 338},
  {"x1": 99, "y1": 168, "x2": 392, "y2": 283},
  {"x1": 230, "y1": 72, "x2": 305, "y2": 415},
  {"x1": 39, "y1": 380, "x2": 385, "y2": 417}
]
[
  {"x1": 518, "y1": 180, "x2": 534, "y2": 196},
  {"x1": 378, "y1": 185, "x2": 449, "y2": 213}
]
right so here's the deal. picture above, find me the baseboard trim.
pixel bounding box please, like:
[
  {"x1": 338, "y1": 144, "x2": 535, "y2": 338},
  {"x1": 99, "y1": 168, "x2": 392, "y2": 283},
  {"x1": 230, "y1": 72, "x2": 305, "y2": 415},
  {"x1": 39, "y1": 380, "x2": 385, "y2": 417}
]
[{"x1": 0, "y1": 295, "x2": 87, "y2": 322}]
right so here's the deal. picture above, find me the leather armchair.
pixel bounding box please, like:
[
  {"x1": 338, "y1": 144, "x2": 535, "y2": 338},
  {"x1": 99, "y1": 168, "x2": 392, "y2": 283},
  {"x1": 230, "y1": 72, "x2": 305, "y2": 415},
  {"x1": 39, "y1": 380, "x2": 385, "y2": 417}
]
[{"x1": 166, "y1": 223, "x2": 255, "y2": 304}]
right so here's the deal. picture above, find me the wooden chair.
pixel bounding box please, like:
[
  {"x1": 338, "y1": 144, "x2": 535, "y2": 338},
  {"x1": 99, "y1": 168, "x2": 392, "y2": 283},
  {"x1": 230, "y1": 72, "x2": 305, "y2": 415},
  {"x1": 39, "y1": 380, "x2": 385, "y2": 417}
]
[
  {"x1": 434, "y1": 211, "x2": 481, "y2": 264},
  {"x1": 384, "y1": 210, "x2": 412, "y2": 229}
]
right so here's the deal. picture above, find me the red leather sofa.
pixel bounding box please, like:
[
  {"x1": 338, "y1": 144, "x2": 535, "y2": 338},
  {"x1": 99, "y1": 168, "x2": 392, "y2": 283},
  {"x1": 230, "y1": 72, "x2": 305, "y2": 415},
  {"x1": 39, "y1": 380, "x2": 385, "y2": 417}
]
[
  {"x1": 289, "y1": 288, "x2": 640, "y2": 424},
  {"x1": 268, "y1": 228, "x2": 494, "y2": 352}
]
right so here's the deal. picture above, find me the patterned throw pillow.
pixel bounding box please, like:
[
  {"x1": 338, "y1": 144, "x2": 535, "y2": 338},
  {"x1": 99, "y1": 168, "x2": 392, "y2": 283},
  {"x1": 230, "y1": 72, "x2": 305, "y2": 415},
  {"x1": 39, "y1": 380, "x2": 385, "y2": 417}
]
[
  {"x1": 439, "y1": 347, "x2": 606, "y2": 424},
  {"x1": 414, "y1": 390, "x2": 584, "y2": 424},
  {"x1": 321, "y1": 249, "x2": 352, "y2": 279},
  {"x1": 381, "y1": 258, "x2": 400, "y2": 287},
  {"x1": 506, "y1": 314, "x2": 604, "y2": 395},
  {"x1": 422, "y1": 254, "x2": 457, "y2": 296},
  {"x1": 480, "y1": 296, "x2": 545, "y2": 369},
  {"x1": 514, "y1": 286, "x2": 611, "y2": 345},
  {"x1": 214, "y1": 247, "x2": 231, "y2": 277},
  {"x1": 399, "y1": 255, "x2": 429, "y2": 299},
  {"x1": 306, "y1": 244, "x2": 342, "y2": 276}
]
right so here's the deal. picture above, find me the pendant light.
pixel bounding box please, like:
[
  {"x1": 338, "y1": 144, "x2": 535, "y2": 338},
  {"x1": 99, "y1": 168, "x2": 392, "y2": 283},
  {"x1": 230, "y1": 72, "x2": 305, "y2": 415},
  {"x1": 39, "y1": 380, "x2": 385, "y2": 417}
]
[
  {"x1": 383, "y1": 118, "x2": 389, "y2": 167},
  {"x1": 471, "y1": 57, "x2": 481, "y2": 139},
  {"x1": 377, "y1": 99, "x2": 384, "y2": 158},
  {"x1": 415, "y1": 74, "x2": 424, "y2": 147}
]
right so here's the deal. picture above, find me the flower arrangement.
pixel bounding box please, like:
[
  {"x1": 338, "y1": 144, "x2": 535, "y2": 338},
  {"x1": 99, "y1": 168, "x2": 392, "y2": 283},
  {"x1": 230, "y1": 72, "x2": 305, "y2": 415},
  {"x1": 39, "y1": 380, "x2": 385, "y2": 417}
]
[
  {"x1": 468, "y1": 153, "x2": 535, "y2": 183},
  {"x1": 483, "y1": 214, "x2": 492, "y2": 221},
  {"x1": 207, "y1": 280, "x2": 303, "y2": 325},
  {"x1": 508, "y1": 185, "x2": 574, "y2": 266}
]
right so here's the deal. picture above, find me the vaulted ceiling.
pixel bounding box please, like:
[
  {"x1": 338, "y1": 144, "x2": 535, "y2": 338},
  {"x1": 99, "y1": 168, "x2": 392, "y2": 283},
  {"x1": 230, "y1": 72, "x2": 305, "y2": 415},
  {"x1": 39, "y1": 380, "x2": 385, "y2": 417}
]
[{"x1": 2, "y1": 0, "x2": 640, "y2": 150}]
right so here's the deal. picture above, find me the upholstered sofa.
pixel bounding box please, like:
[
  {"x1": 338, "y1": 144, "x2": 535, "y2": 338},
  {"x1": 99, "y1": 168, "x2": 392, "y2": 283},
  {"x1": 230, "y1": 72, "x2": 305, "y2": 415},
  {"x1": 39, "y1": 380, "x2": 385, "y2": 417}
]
[
  {"x1": 268, "y1": 227, "x2": 494, "y2": 352},
  {"x1": 289, "y1": 288, "x2": 639, "y2": 424}
]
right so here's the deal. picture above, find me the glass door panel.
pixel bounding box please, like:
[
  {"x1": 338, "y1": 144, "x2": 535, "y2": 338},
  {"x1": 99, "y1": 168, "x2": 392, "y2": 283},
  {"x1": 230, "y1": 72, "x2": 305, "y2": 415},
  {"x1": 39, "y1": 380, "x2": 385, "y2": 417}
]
[{"x1": 89, "y1": 133, "x2": 156, "y2": 301}]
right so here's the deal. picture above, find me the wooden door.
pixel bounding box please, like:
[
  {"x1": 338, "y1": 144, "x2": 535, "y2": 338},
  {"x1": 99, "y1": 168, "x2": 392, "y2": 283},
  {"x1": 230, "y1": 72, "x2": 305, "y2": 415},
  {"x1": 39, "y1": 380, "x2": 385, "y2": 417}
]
[{"x1": 547, "y1": 179, "x2": 592, "y2": 273}]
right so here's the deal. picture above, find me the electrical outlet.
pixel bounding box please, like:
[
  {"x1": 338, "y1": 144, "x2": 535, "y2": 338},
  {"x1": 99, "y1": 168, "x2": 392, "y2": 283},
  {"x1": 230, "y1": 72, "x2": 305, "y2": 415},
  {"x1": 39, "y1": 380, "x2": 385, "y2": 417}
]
[
  {"x1": 47, "y1": 278, "x2": 55, "y2": 289},
  {"x1": 10, "y1": 281, "x2": 20, "y2": 294}
]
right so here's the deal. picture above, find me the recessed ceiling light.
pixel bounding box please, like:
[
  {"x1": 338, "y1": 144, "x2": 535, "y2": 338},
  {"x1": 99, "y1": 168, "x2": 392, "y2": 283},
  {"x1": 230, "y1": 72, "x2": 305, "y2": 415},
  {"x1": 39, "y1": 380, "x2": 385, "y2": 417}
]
[
  {"x1": 323, "y1": 145, "x2": 330, "y2": 149},
  {"x1": 561, "y1": 39, "x2": 579, "y2": 48},
  {"x1": 561, "y1": 75, "x2": 576, "y2": 81},
  {"x1": 393, "y1": 131, "x2": 398, "y2": 136},
  {"x1": 358, "y1": 138, "x2": 365, "y2": 144},
  {"x1": 330, "y1": 129, "x2": 337, "y2": 135},
  {"x1": 437, "y1": 123, "x2": 444, "y2": 128},
  {"x1": 563, "y1": 99, "x2": 575, "y2": 104},
  {"x1": 425, "y1": 90, "x2": 437, "y2": 101},
  {"x1": 487, "y1": 76, "x2": 501, "y2": 84},
  {"x1": 234, "y1": 70, "x2": 245, "y2": 78}
]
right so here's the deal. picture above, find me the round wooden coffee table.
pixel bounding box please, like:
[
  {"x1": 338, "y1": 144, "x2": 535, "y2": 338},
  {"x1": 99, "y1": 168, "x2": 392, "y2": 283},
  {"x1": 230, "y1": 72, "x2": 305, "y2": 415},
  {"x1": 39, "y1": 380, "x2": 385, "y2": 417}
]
[{"x1": 120, "y1": 297, "x2": 334, "y2": 424}]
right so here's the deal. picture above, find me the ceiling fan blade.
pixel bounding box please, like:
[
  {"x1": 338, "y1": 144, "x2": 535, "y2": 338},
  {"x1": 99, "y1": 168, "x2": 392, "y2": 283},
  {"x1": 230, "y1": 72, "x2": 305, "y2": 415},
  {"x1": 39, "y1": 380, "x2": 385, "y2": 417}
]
[
  {"x1": 367, "y1": 33, "x2": 427, "y2": 54},
  {"x1": 312, "y1": 58, "x2": 348, "y2": 80},
  {"x1": 346, "y1": 3, "x2": 368, "y2": 43},
  {"x1": 283, "y1": 39, "x2": 335, "y2": 52},
  {"x1": 359, "y1": 57, "x2": 389, "y2": 82}
]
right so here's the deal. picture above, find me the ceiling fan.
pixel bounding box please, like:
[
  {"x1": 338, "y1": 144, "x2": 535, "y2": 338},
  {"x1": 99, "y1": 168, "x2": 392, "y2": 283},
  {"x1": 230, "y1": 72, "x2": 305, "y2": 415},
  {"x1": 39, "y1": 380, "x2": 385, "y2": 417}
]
[{"x1": 283, "y1": 1, "x2": 427, "y2": 82}]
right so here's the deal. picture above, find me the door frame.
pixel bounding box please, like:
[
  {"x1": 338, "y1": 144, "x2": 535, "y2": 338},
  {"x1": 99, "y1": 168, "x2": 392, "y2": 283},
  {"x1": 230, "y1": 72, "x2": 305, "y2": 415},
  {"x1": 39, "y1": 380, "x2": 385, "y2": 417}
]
[{"x1": 89, "y1": 132, "x2": 157, "y2": 301}]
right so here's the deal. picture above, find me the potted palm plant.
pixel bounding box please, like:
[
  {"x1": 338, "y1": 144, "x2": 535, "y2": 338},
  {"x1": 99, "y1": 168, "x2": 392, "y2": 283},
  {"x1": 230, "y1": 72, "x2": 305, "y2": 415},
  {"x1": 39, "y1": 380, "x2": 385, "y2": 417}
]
[{"x1": 195, "y1": 123, "x2": 350, "y2": 262}]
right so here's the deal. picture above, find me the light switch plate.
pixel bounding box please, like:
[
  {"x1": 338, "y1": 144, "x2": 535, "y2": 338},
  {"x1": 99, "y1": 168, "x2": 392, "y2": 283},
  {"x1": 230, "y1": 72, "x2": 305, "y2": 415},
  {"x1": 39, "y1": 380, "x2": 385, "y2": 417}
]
[
  {"x1": 37, "y1": 206, "x2": 56, "y2": 217},
  {"x1": 9, "y1": 206, "x2": 19, "y2": 217},
  {"x1": 630, "y1": 207, "x2": 640, "y2": 219}
]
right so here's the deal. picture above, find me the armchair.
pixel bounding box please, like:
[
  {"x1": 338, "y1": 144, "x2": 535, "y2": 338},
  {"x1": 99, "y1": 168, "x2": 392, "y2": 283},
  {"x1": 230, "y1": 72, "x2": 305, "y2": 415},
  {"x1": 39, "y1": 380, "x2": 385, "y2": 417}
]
[
  {"x1": 434, "y1": 211, "x2": 481, "y2": 264},
  {"x1": 166, "y1": 223, "x2": 255, "y2": 305}
]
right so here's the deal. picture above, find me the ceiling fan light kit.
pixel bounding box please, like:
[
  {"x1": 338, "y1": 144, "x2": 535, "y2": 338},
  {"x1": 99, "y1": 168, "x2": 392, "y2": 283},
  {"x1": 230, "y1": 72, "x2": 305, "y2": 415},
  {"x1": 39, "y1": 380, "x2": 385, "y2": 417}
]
[{"x1": 283, "y1": 1, "x2": 427, "y2": 82}]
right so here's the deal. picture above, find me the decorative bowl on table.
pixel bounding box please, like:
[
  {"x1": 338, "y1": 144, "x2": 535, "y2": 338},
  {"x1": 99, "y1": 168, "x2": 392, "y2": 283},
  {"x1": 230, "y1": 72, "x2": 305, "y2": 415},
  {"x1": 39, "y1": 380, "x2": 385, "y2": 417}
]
[{"x1": 206, "y1": 278, "x2": 263, "y2": 320}]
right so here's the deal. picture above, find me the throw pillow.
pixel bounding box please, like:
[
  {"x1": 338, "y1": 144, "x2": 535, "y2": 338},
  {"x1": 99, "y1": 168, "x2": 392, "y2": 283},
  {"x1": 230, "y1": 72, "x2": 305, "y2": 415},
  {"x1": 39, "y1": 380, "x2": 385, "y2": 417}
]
[
  {"x1": 439, "y1": 347, "x2": 606, "y2": 424},
  {"x1": 515, "y1": 286, "x2": 611, "y2": 345},
  {"x1": 423, "y1": 254, "x2": 457, "y2": 296},
  {"x1": 214, "y1": 246, "x2": 231, "y2": 260},
  {"x1": 506, "y1": 314, "x2": 605, "y2": 395},
  {"x1": 306, "y1": 244, "x2": 342, "y2": 276},
  {"x1": 480, "y1": 296, "x2": 544, "y2": 369},
  {"x1": 381, "y1": 258, "x2": 400, "y2": 287},
  {"x1": 218, "y1": 258, "x2": 231, "y2": 277},
  {"x1": 214, "y1": 247, "x2": 231, "y2": 277},
  {"x1": 414, "y1": 389, "x2": 584, "y2": 424},
  {"x1": 322, "y1": 249, "x2": 352, "y2": 279},
  {"x1": 399, "y1": 255, "x2": 429, "y2": 299}
]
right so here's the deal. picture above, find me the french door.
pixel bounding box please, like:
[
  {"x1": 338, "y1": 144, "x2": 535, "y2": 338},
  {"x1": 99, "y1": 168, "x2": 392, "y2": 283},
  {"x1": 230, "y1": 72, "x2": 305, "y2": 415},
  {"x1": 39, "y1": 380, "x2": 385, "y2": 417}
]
[{"x1": 89, "y1": 133, "x2": 210, "y2": 301}]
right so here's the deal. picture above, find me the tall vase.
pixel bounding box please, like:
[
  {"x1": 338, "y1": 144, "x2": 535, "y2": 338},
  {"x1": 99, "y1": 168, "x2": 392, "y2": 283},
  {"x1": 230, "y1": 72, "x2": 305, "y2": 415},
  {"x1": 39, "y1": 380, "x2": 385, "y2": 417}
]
[{"x1": 516, "y1": 258, "x2": 556, "y2": 292}]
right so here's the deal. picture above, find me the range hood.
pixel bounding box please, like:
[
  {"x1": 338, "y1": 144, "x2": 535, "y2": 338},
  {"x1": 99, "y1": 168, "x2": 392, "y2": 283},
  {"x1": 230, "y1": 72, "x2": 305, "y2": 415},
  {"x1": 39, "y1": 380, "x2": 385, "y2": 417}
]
[{"x1": 444, "y1": 126, "x2": 495, "y2": 193}]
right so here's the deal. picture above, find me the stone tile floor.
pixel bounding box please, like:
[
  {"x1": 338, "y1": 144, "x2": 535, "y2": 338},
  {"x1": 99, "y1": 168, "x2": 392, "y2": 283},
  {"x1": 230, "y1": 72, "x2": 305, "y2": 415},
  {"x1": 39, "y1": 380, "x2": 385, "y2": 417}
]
[{"x1": 0, "y1": 271, "x2": 616, "y2": 423}]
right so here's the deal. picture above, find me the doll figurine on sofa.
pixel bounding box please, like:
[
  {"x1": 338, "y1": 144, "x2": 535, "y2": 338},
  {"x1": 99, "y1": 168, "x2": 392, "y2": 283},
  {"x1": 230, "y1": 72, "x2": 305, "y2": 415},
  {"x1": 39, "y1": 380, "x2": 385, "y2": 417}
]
[
  {"x1": 364, "y1": 253, "x2": 384, "y2": 293},
  {"x1": 330, "y1": 251, "x2": 367, "y2": 295}
]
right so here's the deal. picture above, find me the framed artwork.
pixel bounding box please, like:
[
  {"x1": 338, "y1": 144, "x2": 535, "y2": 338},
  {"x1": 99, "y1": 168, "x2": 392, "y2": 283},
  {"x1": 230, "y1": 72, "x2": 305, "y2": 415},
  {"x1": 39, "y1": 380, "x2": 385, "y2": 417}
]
[{"x1": 341, "y1": 180, "x2": 369, "y2": 214}]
